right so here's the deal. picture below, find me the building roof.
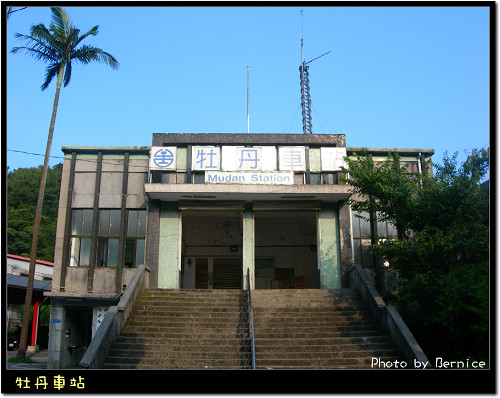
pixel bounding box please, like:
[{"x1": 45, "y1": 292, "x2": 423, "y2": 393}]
[
  {"x1": 347, "y1": 147, "x2": 435, "y2": 156},
  {"x1": 152, "y1": 133, "x2": 346, "y2": 147},
  {"x1": 61, "y1": 146, "x2": 150, "y2": 155},
  {"x1": 7, "y1": 254, "x2": 54, "y2": 267},
  {"x1": 7, "y1": 274, "x2": 52, "y2": 292},
  {"x1": 7, "y1": 274, "x2": 52, "y2": 305}
]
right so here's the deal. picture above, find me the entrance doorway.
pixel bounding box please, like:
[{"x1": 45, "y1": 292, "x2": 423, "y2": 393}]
[
  {"x1": 254, "y1": 211, "x2": 319, "y2": 289},
  {"x1": 179, "y1": 207, "x2": 318, "y2": 289},
  {"x1": 181, "y1": 210, "x2": 243, "y2": 289},
  {"x1": 192, "y1": 257, "x2": 242, "y2": 289}
]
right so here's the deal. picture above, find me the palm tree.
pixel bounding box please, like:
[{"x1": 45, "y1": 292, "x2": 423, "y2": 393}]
[{"x1": 11, "y1": 7, "x2": 118, "y2": 358}]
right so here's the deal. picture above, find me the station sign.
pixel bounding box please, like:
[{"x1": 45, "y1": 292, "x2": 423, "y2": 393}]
[
  {"x1": 206, "y1": 171, "x2": 294, "y2": 185},
  {"x1": 149, "y1": 146, "x2": 177, "y2": 171},
  {"x1": 149, "y1": 145, "x2": 347, "y2": 183}
]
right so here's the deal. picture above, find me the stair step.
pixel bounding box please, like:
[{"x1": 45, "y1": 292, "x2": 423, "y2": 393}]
[
  {"x1": 255, "y1": 349, "x2": 399, "y2": 359},
  {"x1": 255, "y1": 335, "x2": 392, "y2": 345},
  {"x1": 107, "y1": 349, "x2": 250, "y2": 359},
  {"x1": 254, "y1": 331, "x2": 387, "y2": 339},
  {"x1": 111, "y1": 341, "x2": 251, "y2": 351},
  {"x1": 104, "y1": 356, "x2": 247, "y2": 368},
  {"x1": 120, "y1": 331, "x2": 249, "y2": 339},
  {"x1": 103, "y1": 362, "x2": 250, "y2": 370},
  {"x1": 255, "y1": 356, "x2": 398, "y2": 369},
  {"x1": 116, "y1": 336, "x2": 248, "y2": 345}
]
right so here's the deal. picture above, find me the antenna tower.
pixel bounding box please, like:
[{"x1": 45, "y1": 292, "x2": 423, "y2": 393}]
[{"x1": 299, "y1": 11, "x2": 331, "y2": 134}]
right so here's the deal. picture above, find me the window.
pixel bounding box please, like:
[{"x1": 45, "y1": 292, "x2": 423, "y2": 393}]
[
  {"x1": 351, "y1": 210, "x2": 398, "y2": 268},
  {"x1": 97, "y1": 209, "x2": 121, "y2": 267},
  {"x1": 69, "y1": 208, "x2": 146, "y2": 268},
  {"x1": 125, "y1": 209, "x2": 146, "y2": 268},
  {"x1": 70, "y1": 209, "x2": 93, "y2": 267},
  {"x1": 351, "y1": 210, "x2": 373, "y2": 268}
]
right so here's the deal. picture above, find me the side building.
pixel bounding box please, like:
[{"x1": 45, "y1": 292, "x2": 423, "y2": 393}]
[{"x1": 46, "y1": 133, "x2": 433, "y2": 368}]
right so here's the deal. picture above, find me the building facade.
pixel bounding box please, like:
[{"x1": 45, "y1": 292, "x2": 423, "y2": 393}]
[{"x1": 46, "y1": 133, "x2": 433, "y2": 368}]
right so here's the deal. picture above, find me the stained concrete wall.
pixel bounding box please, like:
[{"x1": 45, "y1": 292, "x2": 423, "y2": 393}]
[
  {"x1": 243, "y1": 206, "x2": 255, "y2": 289},
  {"x1": 158, "y1": 202, "x2": 181, "y2": 288},
  {"x1": 318, "y1": 203, "x2": 342, "y2": 289}
]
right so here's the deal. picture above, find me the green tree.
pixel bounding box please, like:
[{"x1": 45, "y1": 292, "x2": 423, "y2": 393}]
[
  {"x1": 7, "y1": 164, "x2": 63, "y2": 262},
  {"x1": 342, "y1": 149, "x2": 489, "y2": 361},
  {"x1": 11, "y1": 7, "x2": 118, "y2": 358}
]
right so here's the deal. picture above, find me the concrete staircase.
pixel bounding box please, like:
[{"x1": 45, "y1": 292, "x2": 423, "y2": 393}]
[
  {"x1": 103, "y1": 288, "x2": 402, "y2": 370},
  {"x1": 103, "y1": 289, "x2": 252, "y2": 369},
  {"x1": 251, "y1": 289, "x2": 401, "y2": 369}
]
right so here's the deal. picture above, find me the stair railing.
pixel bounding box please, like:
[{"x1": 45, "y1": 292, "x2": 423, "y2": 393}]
[
  {"x1": 79, "y1": 265, "x2": 150, "y2": 369},
  {"x1": 246, "y1": 268, "x2": 256, "y2": 369},
  {"x1": 347, "y1": 264, "x2": 430, "y2": 367}
]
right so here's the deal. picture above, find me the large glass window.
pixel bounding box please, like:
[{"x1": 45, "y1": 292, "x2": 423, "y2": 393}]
[
  {"x1": 351, "y1": 210, "x2": 373, "y2": 268},
  {"x1": 70, "y1": 209, "x2": 93, "y2": 267},
  {"x1": 69, "y1": 208, "x2": 146, "y2": 268},
  {"x1": 97, "y1": 209, "x2": 121, "y2": 267},
  {"x1": 125, "y1": 209, "x2": 146, "y2": 268},
  {"x1": 351, "y1": 210, "x2": 398, "y2": 267}
]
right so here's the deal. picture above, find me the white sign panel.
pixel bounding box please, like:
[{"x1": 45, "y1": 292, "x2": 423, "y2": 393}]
[
  {"x1": 221, "y1": 146, "x2": 238, "y2": 171},
  {"x1": 222, "y1": 146, "x2": 276, "y2": 171},
  {"x1": 261, "y1": 146, "x2": 277, "y2": 171},
  {"x1": 321, "y1": 147, "x2": 347, "y2": 171},
  {"x1": 192, "y1": 146, "x2": 220, "y2": 171},
  {"x1": 237, "y1": 147, "x2": 262, "y2": 170},
  {"x1": 150, "y1": 147, "x2": 177, "y2": 170},
  {"x1": 206, "y1": 171, "x2": 294, "y2": 185},
  {"x1": 279, "y1": 146, "x2": 306, "y2": 171}
]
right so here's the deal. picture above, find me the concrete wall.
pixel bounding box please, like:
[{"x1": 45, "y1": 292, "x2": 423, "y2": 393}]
[
  {"x1": 243, "y1": 206, "x2": 255, "y2": 289},
  {"x1": 158, "y1": 202, "x2": 181, "y2": 288},
  {"x1": 318, "y1": 203, "x2": 342, "y2": 289}
]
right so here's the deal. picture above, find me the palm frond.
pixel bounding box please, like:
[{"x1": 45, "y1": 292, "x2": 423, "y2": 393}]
[
  {"x1": 72, "y1": 45, "x2": 119, "y2": 69},
  {"x1": 63, "y1": 60, "x2": 71, "y2": 87},
  {"x1": 24, "y1": 24, "x2": 61, "y2": 60},
  {"x1": 11, "y1": 44, "x2": 58, "y2": 64},
  {"x1": 41, "y1": 62, "x2": 61, "y2": 91},
  {"x1": 29, "y1": 23, "x2": 54, "y2": 45},
  {"x1": 49, "y1": 7, "x2": 72, "y2": 39},
  {"x1": 74, "y1": 25, "x2": 99, "y2": 47}
]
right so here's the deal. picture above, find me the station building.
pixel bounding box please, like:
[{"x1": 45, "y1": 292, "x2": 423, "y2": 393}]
[{"x1": 46, "y1": 133, "x2": 433, "y2": 368}]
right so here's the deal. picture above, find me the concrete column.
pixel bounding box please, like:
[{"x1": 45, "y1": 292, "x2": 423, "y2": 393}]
[
  {"x1": 339, "y1": 201, "x2": 354, "y2": 287},
  {"x1": 158, "y1": 202, "x2": 181, "y2": 288},
  {"x1": 317, "y1": 202, "x2": 342, "y2": 289},
  {"x1": 47, "y1": 303, "x2": 64, "y2": 369},
  {"x1": 242, "y1": 204, "x2": 255, "y2": 289}
]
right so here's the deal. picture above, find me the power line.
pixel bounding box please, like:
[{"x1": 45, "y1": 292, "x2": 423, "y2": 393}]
[{"x1": 7, "y1": 148, "x2": 149, "y2": 169}]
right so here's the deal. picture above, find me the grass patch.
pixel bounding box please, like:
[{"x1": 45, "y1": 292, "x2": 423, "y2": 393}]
[{"x1": 8, "y1": 356, "x2": 34, "y2": 364}]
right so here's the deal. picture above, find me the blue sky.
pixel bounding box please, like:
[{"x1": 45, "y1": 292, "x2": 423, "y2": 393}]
[{"x1": 6, "y1": 5, "x2": 490, "y2": 175}]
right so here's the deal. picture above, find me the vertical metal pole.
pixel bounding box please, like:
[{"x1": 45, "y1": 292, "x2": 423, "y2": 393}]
[
  {"x1": 247, "y1": 65, "x2": 250, "y2": 134},
  {"x1": 30, "y1": 301, "x2": 40, "y2": 348}
]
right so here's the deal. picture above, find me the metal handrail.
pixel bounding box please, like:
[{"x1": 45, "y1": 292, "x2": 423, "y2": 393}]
[{"x1": 246, "y1": 268, "x2": 256, "y2": 369}]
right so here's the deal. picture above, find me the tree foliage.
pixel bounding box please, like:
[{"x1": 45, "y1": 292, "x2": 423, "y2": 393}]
[
  {"x1": 7, "y1": 164, "x2": 63, "y2": 262},
  {"x1": 342, "y1": 149, "x2": 489, "y2": 361}
]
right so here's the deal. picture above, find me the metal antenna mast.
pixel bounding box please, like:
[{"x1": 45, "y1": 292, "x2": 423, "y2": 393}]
[{"x1": 299, "y1": 11, "x2": 331, "y2": 134}]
